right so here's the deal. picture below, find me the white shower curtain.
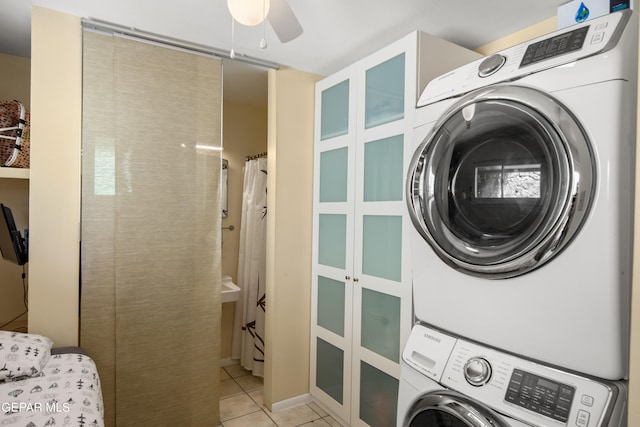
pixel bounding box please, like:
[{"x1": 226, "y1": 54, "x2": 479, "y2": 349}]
[{"x1": 232, "y1": 156, "x2": 268, "y2": 376}]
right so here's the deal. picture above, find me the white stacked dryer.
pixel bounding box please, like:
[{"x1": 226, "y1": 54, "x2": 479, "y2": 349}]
[{"x1": 399, "y1": 9, "x2": 638, "y2": 427}]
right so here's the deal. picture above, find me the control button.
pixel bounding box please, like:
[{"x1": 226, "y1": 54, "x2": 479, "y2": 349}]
[
  {"x1": 576, "y1": 410, "x2": 590, "y2": 427},
  {"x1": 557, "y1": 401, "x2": 571, "y2": 412},
  {"x1": 478, "y1": 54, "x2": 506, "y2": 77},
  {"x1": 464, "y1": 357, "x2": 492, "y2": 386},
  {"x1": 581, "y1": 394, "x2": 595, "y2": 407},
  {"x1": 591, "y1": 32, "x2": 605, "y2": 44},
  {"x1": 553, "y1": 410, "x2": 570, "y2": 423},
  {"x1": 540, "y1": 407, "x2": 554, "y2": 418},
  {"x1": 595, "y1": 22, "x2": 609, "y2": 31}
]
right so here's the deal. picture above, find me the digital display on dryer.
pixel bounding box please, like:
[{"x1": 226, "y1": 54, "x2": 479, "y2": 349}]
[
  {"x1": 520, "y1": 26, "x2": 589, "y2": 67},
  {"x1": 505, "y1": 369, "x2": 575, "y2": 423}
]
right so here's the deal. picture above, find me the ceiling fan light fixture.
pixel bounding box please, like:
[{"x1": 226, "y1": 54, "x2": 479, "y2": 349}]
[{"x1": 227, "y1": 0, "x2": 270, "y2": 26}]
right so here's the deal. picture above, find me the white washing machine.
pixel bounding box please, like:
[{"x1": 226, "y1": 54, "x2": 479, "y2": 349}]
[
  {"x1": 406, "y1": 10, "x2": 638, "y2": 381},
  {"x1": 397, "y1": 324, "x2": 627, "y2": 427}
]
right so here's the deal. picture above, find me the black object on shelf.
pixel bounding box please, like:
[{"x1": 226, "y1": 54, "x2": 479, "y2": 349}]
[{"x1": 0, "y1": 203, "x2": 28, "y2": 265}]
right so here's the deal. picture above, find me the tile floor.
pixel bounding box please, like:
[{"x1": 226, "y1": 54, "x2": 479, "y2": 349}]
[{"x1": 220, "y1": 363, "x2": 342, "y2": 427}]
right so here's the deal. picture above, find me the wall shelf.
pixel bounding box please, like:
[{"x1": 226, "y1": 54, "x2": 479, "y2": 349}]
[{"x1": 0, "y1": 168, "x2": 30, "y2": 180}]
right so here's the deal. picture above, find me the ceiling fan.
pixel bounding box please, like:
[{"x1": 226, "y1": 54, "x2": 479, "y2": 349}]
[
  {"x1": 268, "y1": 0, "x2": 303, "y2": 43},
  {"x1": 227, "y1": 0, "x2": 303, "y2": 43}
]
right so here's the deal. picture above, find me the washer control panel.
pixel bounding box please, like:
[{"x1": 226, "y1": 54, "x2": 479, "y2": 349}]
[
  {"x1": 506, "y1": 368, "x2": 575, "y2": 423},
  {"x1": 404, "y1": 325, "x2": 619, "y2": 427}
]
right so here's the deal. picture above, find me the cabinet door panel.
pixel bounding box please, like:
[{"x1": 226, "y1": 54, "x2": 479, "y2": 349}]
[
  {"x1": 360, "y1": 288, "x2": 401, "y2": 363},
  {"x1": 317, "y1": 337, "x2": 345, "y2": 405},
  {"x1": 318, "y1": 214, "x2": 348, "y2": 269},
  {"x1": 363, "y1": 135, "x2": 404, "y2": 202},
  {"x1": 359, "y1": 361, "x2": 399, "y2": 427},
  {"x1": 312, "y1": 67, "x2": 357, "y2": 424},
  {"x1": 321, "y1": 79, "x2": 350, "y2": 140},
  {"x1": 317, "y1": 275, "x2": 346, "y2": 337},
  {"x1": 364, "y1": 53, "x2": 405, "y2": 129},
  {"x1": 320, "y1": 147, "x2": 349, "y2": 203},
  {"x1": 361, "y1": 215, "x2": 402, "y2": 282},
  {"x1": 352, "y1": 34, "x2": 417, "y2": 427}
]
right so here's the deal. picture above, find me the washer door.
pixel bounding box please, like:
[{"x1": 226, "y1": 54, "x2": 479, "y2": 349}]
[
  {"x1": 404, "y1": 391, "x2": 510, "y2": 427},
  {"x1": 407, "y1": 85, "x2": 595, "y2": 278}
]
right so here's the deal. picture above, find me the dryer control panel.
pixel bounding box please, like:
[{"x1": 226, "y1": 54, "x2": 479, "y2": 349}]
[
  {"x1": 417, "y1": 9, "x2": 633, "y2": 107},
  {"x1": 519, "y1": 25, "x2": 589, "y2": 67},
  {"x1": 404, "y1": 325, "x2": 621, "y2": 427}
]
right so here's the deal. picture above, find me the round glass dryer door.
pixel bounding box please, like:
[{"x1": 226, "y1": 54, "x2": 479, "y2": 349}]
[
  {"x1": 404, "y1": 391, "x2": 510, "y2": 427},
  {"x1": 407, "y1": 85, "x2": 595, "y2": 278}
]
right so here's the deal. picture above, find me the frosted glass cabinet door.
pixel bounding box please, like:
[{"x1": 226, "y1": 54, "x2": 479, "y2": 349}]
[
  {"x1": 359, "y1": 361, "x2": 399, "y2": 427},
  {"x1": 317, "y1": 276, "x2": 346, "y2": 337},
  {"x1": 364, "y1": 53, "x2": 405, "y2": 129},
  {"x1": 360, "y1": 288, "x2": 400, "y2": 362},
  {"x1": 320, "y1": 147, "x2": 349, "y2": 203},
  {"x1": 317, "y1": 338, "x2": 345, "y2": 405},
  {"x1": 363, "y1": 135, "x2": 403, "y2": 202},
  {"x1": 321, "y1": 79, "x2": 350, "y2": 140},
  {"x1": 361, "y1": 215, "x2": 402, "y2": 282},
  {"x1": 318, "y1": 214, "x2": 347, "y2": 269}
]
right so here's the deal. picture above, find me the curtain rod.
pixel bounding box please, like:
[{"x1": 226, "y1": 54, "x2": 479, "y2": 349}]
[
  {"x1": 81, "y1": 18, "x2": 281, "y2": 70},
  {"x1": 246, "y1": 152, "x2": 267, "y2": 161}
]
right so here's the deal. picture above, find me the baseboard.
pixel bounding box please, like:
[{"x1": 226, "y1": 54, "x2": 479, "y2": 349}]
[{"x1": 271, "y1": 393, "x2": 312, "y2": 413}]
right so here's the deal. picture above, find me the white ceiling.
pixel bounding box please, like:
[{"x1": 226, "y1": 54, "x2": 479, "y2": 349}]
[{"x1": 0, "y1": 0, "x2": 568, "y2": 105}]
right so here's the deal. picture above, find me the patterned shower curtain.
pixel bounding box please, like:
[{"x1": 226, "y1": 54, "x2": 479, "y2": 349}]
[{"x1": 232, "y1": 156, "x2": 267, "y2": 377}]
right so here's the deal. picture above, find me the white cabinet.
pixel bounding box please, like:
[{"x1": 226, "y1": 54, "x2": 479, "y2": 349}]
[{"x1": 310, "y1": 32, "x2": 482, "y2": 426}]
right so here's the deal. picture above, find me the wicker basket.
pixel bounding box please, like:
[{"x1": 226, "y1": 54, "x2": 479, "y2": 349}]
[{"x1": 0, "y1": 100, "x2": 30, "y2": 168}]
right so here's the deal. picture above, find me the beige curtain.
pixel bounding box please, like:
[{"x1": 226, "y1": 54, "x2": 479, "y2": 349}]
[{"x1": 81, "y1": 30, "x2": 222, "y2": 426}]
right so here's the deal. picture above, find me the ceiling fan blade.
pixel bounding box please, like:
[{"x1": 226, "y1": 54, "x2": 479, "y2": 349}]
[{"x1": 268, "y1": 0, "x2": 303, "y2": 43}]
